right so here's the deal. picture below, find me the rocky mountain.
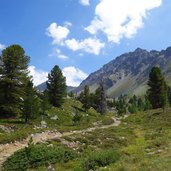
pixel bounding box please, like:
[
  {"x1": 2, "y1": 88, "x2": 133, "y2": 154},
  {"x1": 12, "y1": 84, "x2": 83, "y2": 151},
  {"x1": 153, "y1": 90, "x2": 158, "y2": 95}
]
[
  {"x1": 74, "y1": 46, "x2": 171, "y2": 97},
  {"x1": 36, "y1": 82, "x2": 76, "y2": 93}
]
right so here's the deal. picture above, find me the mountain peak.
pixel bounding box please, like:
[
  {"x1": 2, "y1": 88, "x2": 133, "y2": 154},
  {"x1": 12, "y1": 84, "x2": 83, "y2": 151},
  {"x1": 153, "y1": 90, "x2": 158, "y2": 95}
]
[{"x1": 134, "y1": 47, "x2": 147, "y2": 53}]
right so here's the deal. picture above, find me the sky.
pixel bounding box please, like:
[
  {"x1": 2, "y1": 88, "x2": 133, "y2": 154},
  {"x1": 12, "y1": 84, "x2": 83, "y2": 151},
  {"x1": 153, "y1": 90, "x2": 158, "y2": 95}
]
[{"x1": 0, "y1": 0, "x2": 171, "y2": 87}]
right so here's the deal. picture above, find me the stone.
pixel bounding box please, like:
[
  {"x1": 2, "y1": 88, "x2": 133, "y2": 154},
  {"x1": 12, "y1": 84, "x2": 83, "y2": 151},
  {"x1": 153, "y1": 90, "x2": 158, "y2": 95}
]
[
  {"x1": 52, "y1": 137, "x2": 61, "y2": 142},
  {"x1": 50, "y1": 115, "x2": 59, "y2": 120},
  {"x1": 47, "y1": 164, "x2": 55, "y2": 171},
  {"x1": 0, "y1": 125, "x2": 12, "y2": 133},
  {"x1": 47, "y1": 144, "x2": 53, "y2": 147},
  {"x1": 41, "y1": 121, "x2": 47, "y2": 128},
  {"x1": 157, "y1": 149, "x2": 163, "y2": 153}
]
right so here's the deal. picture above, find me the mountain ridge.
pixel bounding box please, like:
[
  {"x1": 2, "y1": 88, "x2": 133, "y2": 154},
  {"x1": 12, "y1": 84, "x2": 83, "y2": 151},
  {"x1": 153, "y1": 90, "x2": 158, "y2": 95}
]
[{"x1": 74, "y1": 46, "x2": 171, "y2": 97}]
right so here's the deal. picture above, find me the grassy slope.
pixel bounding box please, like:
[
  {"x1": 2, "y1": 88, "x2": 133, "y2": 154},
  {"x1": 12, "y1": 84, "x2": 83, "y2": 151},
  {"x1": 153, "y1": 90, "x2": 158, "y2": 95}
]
[
  {"x1": 0, "y1": 98, "x2": 112, "y2": 144},
  {"x1": 1, "y1": 100, "x2": 171, "y2": 170},
  {"x1": 110, "y1": 108, "x2": 171, "y2": 171},
  {"x1": 29, "y1": 108, "x2": 171, "y2": 171}
]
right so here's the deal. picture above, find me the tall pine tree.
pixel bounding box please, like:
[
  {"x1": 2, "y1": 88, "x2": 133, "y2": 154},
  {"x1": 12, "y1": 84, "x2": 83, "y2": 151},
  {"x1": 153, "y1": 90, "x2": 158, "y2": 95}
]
[
  {"x1": 0, "y1": 45, "x2": 30, "y2": 118},
  {"x1": 94, "y1": 83, "x2": 107, "y2": 115},
  {"x1": 147, "y1": 66, "x2": 168, "y2": 110},
  {"x1": 80, "y1": 85, "x2": 91, "y2": 111},
  {"x1": 46, "y1": 65, "x2": 66, "y2": 107}
]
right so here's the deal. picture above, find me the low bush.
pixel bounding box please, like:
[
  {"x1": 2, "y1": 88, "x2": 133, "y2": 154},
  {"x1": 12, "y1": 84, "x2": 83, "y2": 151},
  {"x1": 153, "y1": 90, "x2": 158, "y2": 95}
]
[
  {"x1": 82, "y1": 149, "x2": 120, "y2": 171},
  {"x1": 101, "y1": 117, "x2": 114, "y2": 125},
  {"x1": 3, "y1": 143, "x2": 76, "y2": 171}
]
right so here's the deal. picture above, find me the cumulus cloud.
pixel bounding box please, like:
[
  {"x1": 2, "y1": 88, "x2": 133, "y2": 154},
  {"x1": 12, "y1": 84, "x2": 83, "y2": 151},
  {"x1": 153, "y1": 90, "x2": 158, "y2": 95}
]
[
  {"x1": 79, "y1": 0, "x2": 90, "y2": 6},
  {"x1": 46, "y1": 22, "x2": 105, "y2": 55},
  {"x1": 46, "y1": 22, "x2": 70, "y2": 45},
  {"x1": 49, "y1": 48, "x2": 69, "y2": 61},
  {"x1": 0, "y1": 43, "x2": 6, "y2": 51},
  {"x1": 62, "y1": 66, "x2": 88, "y2": 87},
  {"x1": 85, "y1": 0, "x2": 162, "y2": 43},
  {"x1": 65, "y1": 38, "x2": 105, "y2": 55},
  {"x1": 28, "y1": 66, "x2": 48, "y2": 86}
]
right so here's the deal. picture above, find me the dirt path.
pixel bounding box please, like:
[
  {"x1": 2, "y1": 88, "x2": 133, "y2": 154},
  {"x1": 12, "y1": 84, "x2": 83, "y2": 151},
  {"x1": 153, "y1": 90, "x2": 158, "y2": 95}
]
[{"x1": 0, "y1": 116, "x2": 123, "y2": 168}]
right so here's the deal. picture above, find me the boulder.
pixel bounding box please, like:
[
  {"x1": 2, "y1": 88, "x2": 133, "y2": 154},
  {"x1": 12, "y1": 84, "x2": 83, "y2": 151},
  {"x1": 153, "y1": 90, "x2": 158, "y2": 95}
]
[
  {"x1": 50, "y1": 115, "x2": 59, "y2": 120},
  {"x1": 41, "y1": 121, "x2": 47, "y2": 128}
]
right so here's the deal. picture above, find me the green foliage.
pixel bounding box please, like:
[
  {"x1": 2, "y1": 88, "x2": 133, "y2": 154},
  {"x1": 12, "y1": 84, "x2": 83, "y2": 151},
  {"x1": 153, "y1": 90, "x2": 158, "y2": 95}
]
[
  {"x1": 23, "y1": 80, "x2": 42, "y2": 123},
  {"x1": 3, "y1": 144, "x2": 76, "y2": 171},
  {"x1": 78, "y1": 84, "x2": 107, "y2": 114},
  {"x1": 107, "y1": 98, "x2": 116, "y2": 108},
  {"x1": 39, "y1": 90, "x2": 51, "y2": 116},
  {"x1": 144, "y1": 98, "x2": 152, "y2": 111},
  {"x1": 101, "y1": 117, "x2": 114, "y2": 125},
  {"x1": 128, "y1": 95, "x2": 140, "y2": 114},
  {"x1": 78, "y1": 85, "x2": 91, "y2": 111},
  {"x1": 147, "y1": 66, "x2": 168, "y2": 110},
  {"x1": 82, "y1": 150, "x2": 120, "y2": 171},
  {"x1": 116, "y1": 95, "x2": 127, "y2": 115},
  {"x1": 82, "y1": 85, "x2": 91, "y2": 111},
  {"x1": 0, "y1": 45, "x2": 30, "y2": 118},
  {"x1": 72, "y1": 109, "x2": 82, "y2": 125},
  {"x1": 128, "y1": 104, "x2": 138, "y2": 114},
  {"x1": 95, "y1": 83, "x2": 107, "y2": 115},
  {"x1": 47, "y1": 65, "x2": 66, "y2": 107},
  {"x1": 68, "y1": 91, "x2": 74, "y2": 98},
  {"x1": 107, "y1": 94, "x2": 150, "y2": 114}
]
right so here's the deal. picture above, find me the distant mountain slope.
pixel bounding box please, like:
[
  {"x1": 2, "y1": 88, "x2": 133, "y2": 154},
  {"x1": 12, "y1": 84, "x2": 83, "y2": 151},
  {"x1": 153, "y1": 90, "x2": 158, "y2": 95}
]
[
  {"x1": 36, "y1": 82, "x2": 76, "y2": 93},
  {"x1": 74, "y1": 46, "x2": 171, "y2": 97}
]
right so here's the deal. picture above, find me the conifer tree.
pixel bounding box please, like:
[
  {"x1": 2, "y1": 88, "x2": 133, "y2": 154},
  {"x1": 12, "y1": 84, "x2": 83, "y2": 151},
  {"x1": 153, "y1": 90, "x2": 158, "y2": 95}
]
[
  {"x1": 94, "y1": 83, "x2": 107, "y2": 115},
  {"x1": 82, "y1": 85, "x2": 91, "y2": 111},
  {"x1": 116, "y1": 95, "x2": 127, "y2": 115},
  {"x1": 23, "y1": 79, "x2": 41, "y2": 123},
  {"x1": 46, "y1": 65, "x2": 66, "y2": 107},
  {"x1": 0, "y1": 45, "x2": 30, "y2": 118},
  {"x1": 147, "y1": 66, "x2": 168, "y2": 110},
  {"x1": 77, "y1": 85, "x2": 91, "y2": 111},
  {"x1": 41, "y1": 90, "x2": 51, "y2": 116},
  {"x1": 144, "y1": 98, "x2": 152, "y2": 111},
  {"x1": 137, "y1": 98, "x2": 144, "y2": 111}
]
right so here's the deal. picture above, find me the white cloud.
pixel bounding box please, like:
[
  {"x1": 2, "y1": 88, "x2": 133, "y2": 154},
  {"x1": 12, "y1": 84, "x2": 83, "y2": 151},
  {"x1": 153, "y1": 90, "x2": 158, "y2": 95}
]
[
  {"x1": 0, "y1": 43, "x2": 6, "y2": 51},
  {"x1": 49, "y1": 48, "x2": 69, "y2": 61},
  {"x1": 28, "y1": 66, "x2": 48, "y2": 86},
  {"x1": 64, "y1": 21, "x2": 72, "y2": 27},
  {"x1": 62, "y1": 66, "x2": 88, "y2": 87},
  {"x1": 79, "y1": 0, "x2": 90, "y2": 6},
  {"x1": 85, "y1": 0, "x2": 162, "y2": 43},
  {"x1": 45, "y1": 21, "x2": 105, "y2": 55},
  {"x1": 65, "y1": 38, "x2": 105, "y2": 55},
  {"x1": 58, "y1": 54, "x2": 69, "y2": 60},
  {"x1": 46, "y1": 22, "x2": 70, "y2": 45}
]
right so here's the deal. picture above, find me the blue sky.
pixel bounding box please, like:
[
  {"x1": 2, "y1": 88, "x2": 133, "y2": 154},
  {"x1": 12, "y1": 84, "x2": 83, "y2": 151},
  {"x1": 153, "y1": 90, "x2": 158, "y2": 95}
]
[{"x1": 0, "y1": 0, "x2": 171, "y2": 86}]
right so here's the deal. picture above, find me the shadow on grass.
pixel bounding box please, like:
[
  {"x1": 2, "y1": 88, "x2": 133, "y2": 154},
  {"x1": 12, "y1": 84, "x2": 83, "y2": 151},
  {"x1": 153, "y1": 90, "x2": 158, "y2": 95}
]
[
  {"x1": 72, "y1": 105, "x2": 85, "y2": 112},
  {"x1": 0, "y1": 119, "x2": 24, "y2": 124}
]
